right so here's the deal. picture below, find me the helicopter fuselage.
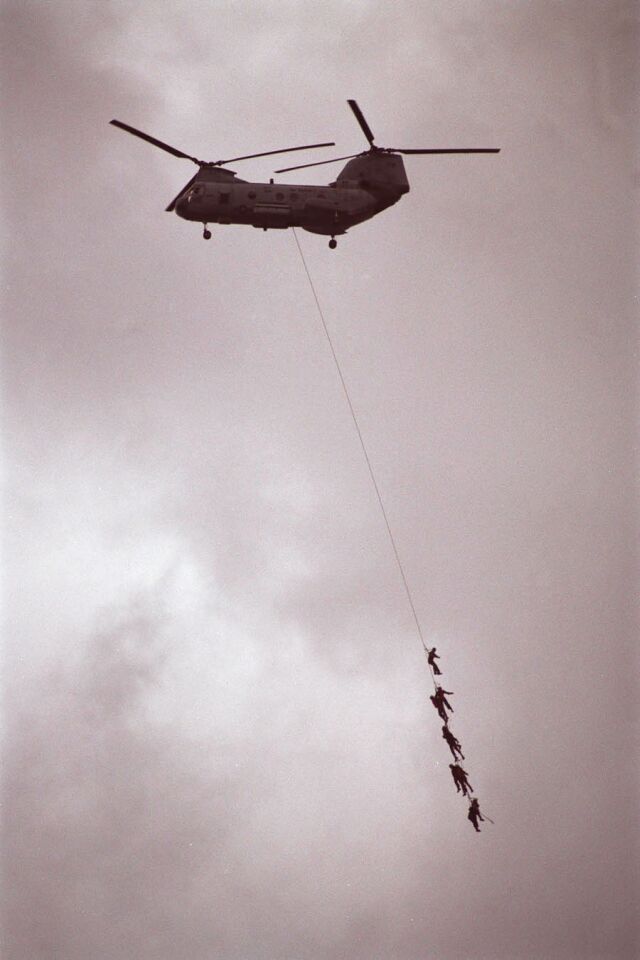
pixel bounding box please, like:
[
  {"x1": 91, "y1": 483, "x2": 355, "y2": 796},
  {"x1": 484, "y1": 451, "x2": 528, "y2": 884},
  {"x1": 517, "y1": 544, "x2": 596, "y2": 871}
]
[{"x1": 174, "y1": 154, "x2": 410, "y2": 237}]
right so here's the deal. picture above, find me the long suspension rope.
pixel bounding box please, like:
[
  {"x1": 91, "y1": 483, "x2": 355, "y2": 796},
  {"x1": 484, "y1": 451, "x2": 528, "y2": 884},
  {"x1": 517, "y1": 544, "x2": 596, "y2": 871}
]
[
  {"x1": 291, "y1": 229, "x2": 492, "y2": 827},
  {"x1": 292, "y1": 229, "x2": 433, "y2": 683}
]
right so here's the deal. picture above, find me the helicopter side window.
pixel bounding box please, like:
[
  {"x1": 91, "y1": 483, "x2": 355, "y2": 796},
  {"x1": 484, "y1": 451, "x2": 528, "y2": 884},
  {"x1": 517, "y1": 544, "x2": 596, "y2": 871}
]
[
  {"x1": 276, "y1": 192, "x2": 284, "y2": 201},
  {"x1": 219, "y1": 192, "x2": 230, "y2": 204}
]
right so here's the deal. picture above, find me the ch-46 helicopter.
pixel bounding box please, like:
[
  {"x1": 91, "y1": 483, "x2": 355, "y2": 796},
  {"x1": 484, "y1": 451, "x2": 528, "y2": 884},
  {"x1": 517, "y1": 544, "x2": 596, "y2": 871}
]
[{"x1": 110, "y1": 100, "x2": 500, "y2": 249}]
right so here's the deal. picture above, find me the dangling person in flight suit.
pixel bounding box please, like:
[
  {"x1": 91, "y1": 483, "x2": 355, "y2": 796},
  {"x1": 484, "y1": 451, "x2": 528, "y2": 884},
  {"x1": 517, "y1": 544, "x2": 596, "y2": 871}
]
[
  {"x1": 427, "y1": 647, "x2": 442, "y2": 675},
  {"x1": 434, "y1": 685, "x2": 454, "y2": 713},
  {"x1": 449, "y1": 763, "x2": 473, "y2": 797},
  {"x1": 467, "y1": 797, "x2": 485, "y2": 833},
  {"x1": 430, "y1": 691, "x2": 448, "y2": 723},
  {"x1": 442, "y1": 724, "x2": 464, "y2": 761}
]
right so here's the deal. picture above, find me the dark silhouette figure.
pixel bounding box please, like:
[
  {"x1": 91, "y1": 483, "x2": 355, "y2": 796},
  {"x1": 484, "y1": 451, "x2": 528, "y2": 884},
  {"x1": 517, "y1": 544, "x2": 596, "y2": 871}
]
[
  {"x1": 430, "y1": 693, "x2": 448, "y2": 722},
  {"x1": 436, "y1": 686, "x2": 453, "y2": 711},
  {"x1": 427, "y1": 647, "x2": 442, "y2": 675},
  {"x1": 468, "y1": 797, "x2": 485, "y2": 833},
  {"x1": 430, "y1": 686, "x2": 454, "y2": 722},
  {"x1": 442, "y1": 724, "x2": 464, "y2": 760},
  {"x1": 449, "y1": 763, "x2": 473, "y2": 797}
]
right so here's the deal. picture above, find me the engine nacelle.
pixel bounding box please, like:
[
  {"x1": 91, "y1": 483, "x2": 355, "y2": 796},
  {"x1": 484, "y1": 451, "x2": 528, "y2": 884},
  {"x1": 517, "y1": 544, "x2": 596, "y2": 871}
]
[{"x1": 335, "y1": 152, "x2": 409, "y2": 196}]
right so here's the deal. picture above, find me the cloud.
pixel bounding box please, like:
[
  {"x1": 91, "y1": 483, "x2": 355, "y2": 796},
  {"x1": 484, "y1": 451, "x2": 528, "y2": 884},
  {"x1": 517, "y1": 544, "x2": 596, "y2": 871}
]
[
  {"x1": 3, "y1": 2, "x2": 637, "y2": 959},
  {"x1": 4, "y1": 591, "x2": 233, "y2": 959}
]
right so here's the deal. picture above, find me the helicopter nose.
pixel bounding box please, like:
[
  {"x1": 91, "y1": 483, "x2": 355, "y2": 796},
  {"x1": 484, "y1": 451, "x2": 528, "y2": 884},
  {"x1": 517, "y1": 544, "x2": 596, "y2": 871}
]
[
  {"x1": 174, "y1": 195, "x2": 189, "y2": 217},
  {"x1": 175, "y1": 192, "x2": 200, "y2": 219}
]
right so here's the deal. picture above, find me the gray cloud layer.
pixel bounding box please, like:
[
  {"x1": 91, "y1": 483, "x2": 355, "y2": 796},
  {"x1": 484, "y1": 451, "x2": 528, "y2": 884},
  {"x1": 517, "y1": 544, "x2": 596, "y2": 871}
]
[{"x1": 3, "y1": 2, "x2": 638, "y2": 958}]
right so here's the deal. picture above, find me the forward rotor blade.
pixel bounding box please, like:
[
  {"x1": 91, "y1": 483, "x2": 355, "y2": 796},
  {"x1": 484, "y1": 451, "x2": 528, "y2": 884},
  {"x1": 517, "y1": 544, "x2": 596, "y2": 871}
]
[
  {"x1": 347, "y1": 99, "x2": 375, "y2": 145},
  {"x1": 275, "y1": 153, "x2": 361, "y2": 173},
  {"x1": 110, "y1": 120, "x2": 202, "y2": 164},
  {"x1": 396, "y1": 147, "x2": 501, "y2": 154},
  {"x1": 217, "y1": 141, "x2": 336, "y2": 165},
  {"x1": 165, "y1": 172, "x2": 200, "y2": 212}
]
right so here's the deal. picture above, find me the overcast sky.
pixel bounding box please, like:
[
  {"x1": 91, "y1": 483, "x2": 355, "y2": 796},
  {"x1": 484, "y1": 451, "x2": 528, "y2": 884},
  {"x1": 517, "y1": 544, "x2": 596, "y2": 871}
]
[{"x1": 2, "y1": 2, "x2": 638, "y2": 959}]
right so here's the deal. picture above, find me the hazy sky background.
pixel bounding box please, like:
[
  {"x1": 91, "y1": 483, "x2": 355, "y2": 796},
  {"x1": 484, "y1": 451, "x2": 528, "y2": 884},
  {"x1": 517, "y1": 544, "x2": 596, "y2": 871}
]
[{"x1": 3, "y1": 2, "x2": 638, "y2": 958}]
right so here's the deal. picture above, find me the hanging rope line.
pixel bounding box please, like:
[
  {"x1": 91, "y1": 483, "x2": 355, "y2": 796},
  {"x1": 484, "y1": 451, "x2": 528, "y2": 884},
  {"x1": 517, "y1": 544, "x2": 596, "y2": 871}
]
[
  {"x1": 291, "y1": 229, "x2": 492, "y2": 830},
  {"x1": 292, "y1": 228, "x2": 433, "y2": 674}
]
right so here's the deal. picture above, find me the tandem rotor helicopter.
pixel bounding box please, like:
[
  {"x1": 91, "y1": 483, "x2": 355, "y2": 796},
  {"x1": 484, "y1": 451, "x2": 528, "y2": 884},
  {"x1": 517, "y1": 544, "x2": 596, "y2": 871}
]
[{"x1": 110, "y1": 100, "x2": 500, "y2": 249}]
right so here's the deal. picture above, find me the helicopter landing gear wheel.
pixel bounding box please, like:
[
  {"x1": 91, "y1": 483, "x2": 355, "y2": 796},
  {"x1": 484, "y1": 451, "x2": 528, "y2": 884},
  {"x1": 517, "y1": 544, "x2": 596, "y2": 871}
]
[
  {"x1": 328, "y1": 237, "x2": 337, "y2": 250},
  {"x1": 203, "y1": 226, "x2": 212, "y2": 240}
]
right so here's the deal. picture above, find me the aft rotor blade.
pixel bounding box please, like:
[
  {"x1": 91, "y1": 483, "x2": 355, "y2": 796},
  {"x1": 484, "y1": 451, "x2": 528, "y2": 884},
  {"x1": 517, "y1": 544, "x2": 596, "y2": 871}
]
[
  {"x1": 165, "y1": 172, "x2": 200, "y2": 212},
  {"x1": 217, "y1": 141, "x2": 336, "y2": 165},
  {"x1": 396, "y1": 147, "x2": 501, "y2": 154},
  {"x1": 347, "y1": 99, "x2": 375, "y2": 145},
  {"x1": 110, "y1": 120, "x2": 202, "y2": 164},
  {"x1": 275, "y1": 153, "x2": 361, "y2": 173}
]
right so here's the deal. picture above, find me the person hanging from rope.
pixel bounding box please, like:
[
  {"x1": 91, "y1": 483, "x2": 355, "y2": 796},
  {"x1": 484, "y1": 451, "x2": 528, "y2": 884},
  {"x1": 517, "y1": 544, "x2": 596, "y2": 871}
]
[
  {"x1": 467, "y1": 797, "x2": 485, "y2": 833},
  {"x1": 449, "y1": 763, "x2": 473, "y2": 797},
  {"x1": 430, "y1": 686, "x2": 453, "y2": 722},
  {"x1": 430, "y1": 685, "x2": 454, "y2": 722},
  {"x1": 437, "y1": 685, "x2": 454, "y2": 713},
  {"x1": 427, "y1": 646, "x2": 442, "y2": 675},
  {"x1": 442, "y1": 723, "x2": 464, "y2": 760},
  {"x1": 430, "y1": 691, "x2": 448, "y2": 722}
]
